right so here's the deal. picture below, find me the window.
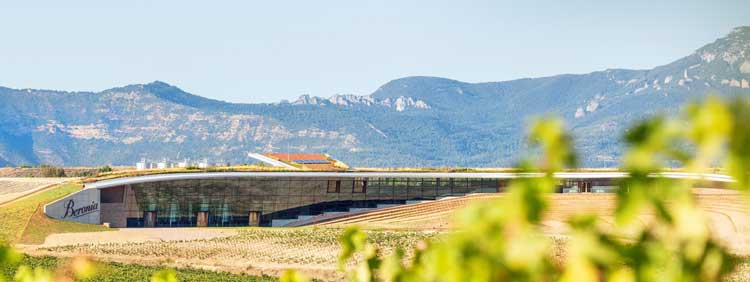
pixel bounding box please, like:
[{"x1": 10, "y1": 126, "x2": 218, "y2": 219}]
[
  {"x1": 327, "y1": 180, "x2": 341, "y2": 193},
  {"x1": 248, "y1": 211, "x2": 261, "y2": 226},
  {"x1": 101, "y1": 186, "x2": 124, "y2": 203},
  {"x1": 353, "y1": 178, "x2": 367, "y2": 193}
]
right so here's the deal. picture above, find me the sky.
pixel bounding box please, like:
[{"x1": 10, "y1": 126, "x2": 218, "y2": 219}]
[{"x1": 0, "y1": 1, "x2": 747, "y2": 103}]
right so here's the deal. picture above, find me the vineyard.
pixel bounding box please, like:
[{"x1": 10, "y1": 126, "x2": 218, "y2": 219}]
[
  {"x1": 28, "y1": 228, "x2": 440, "y2": 281},
  {"x1": 317, "y1": 188, "x2": 750, "y2": 255},
  {"x1": 1, "y1": 255, "x2": 277, "y2": 282},
  {"x1": 18, "y1": 189, "x2": 750, "y2": 281},
  {"x1": 5, "y1": 189, "x2": 748, "y2": 281}
]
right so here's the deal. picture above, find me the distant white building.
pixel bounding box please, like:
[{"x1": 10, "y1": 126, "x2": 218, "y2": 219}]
[
  {"x1": 135, "y1": 160, "x2": 151, "y2": 170},
  {"x1": 197, "y1": 159, "x2": 210, "y2": 169},
  {"x1": 156, "y1": 159, "x2": 171, "y2": 169},
  {"x1": 136, "y1": 158, "x2": 221, "y2": 170}
]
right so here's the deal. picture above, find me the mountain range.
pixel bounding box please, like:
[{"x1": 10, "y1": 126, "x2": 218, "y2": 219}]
[{"x1": 1, "y1": 27, "x2": 749, "y2": 168}]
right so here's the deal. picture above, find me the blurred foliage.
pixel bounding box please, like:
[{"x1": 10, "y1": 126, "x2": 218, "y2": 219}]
[
  {"x1": 336, "y1": 97, "x2": 748, "y2": 282},
  {"x1": 150, "y1": 269, "x2": 178, "y2": 282},
  {"x1": 279, "y1": 270, "x2": 309, "y2": 282},
  {"x1": 1, "y1": 254, "x2": 276, "y2": 282}
]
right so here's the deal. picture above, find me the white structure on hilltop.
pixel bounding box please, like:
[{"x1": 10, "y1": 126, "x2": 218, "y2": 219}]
[
  {"x1": 135, "y1": 159, "x2": 154, "y2": 170},
  {"x1": 136, "y1": 158, "x2": 224, "y2": 170},
  {"x1": 156, "y1": 159, "x2": 171, "y2": 169},
  {"x1": 197, "y1": 159, "x2": 210, "y2": 169}
]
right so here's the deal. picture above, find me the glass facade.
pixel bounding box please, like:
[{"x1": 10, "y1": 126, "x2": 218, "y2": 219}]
[
  {"x1": 124, "y1": 177, "x2": 504, "y2": 227},
  {"x1": 113, "y1": 175, "x2": 620, "y2": 228}
]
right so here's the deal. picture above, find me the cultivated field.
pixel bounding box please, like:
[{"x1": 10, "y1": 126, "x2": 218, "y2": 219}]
[
  {"x1": 7, "y1": 186, "x2": 750, "y2": 281},
  {"x1": 318, "y1": 188, "x2": 750, "y2": 255},
  {"x1": 0, "y1": 178, "x2": 70, "y2": 205},
  {"x1": 2, "y1": 255, "x2": 276, "y2": 282},
  {"x1": 12, "y1": 188, "x2": 748, "y2": 281},
  {"x1": 25, "y1": 228, "x2": 439, "y2": 281}
]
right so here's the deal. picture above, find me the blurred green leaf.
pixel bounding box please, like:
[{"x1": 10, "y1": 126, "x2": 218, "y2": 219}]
[
  {"x1": 727, "y1": 98, "x2": 750, "y2": 192},
  {"x1": 279, "y1": 269, "x2": 310, "y2": 282},
  {"x1": 150, "y1": 269, "x2": 178, "y2": 282},
  {"x1": 13, "y1": 266, "x2": 52, "y2": 282}
]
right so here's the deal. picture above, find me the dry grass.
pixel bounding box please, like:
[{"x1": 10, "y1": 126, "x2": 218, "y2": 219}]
[
  {"x1": 0, "y1": 183, "x2": 85, "y2": 243},
  {"x1": 17, "y1": 204, "x2": 113, "y2": 245}
]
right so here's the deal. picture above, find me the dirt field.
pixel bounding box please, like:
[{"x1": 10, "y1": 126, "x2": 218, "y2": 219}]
[
  {"x1": 37, "y1": 228, "x2": 238, "y2": 247},
  {"x1": 0, "y1": 178, "x2": 71, "y2": 205}
]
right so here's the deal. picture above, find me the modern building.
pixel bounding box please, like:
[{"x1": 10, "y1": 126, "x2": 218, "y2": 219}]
[
  {"x1": 156, "y1": 160, "x2": 171, "y2": 169},
  {"x1": 135, "y1": 160, "x2": 152, "y2": 170},
  {"x1": 136, "y1": 158, "x2": 227, "y2": 170},
  {"x1": 42, "y1": 171, "x2": 732, "y2": 228}
]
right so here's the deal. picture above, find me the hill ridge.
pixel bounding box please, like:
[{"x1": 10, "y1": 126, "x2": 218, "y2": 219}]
[{"x1": 0, "y1": 27, "x2": 748, "y2": 167}]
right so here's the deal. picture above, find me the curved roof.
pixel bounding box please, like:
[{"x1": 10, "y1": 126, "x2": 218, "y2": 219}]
[{"x1": 83, "y1": 171, "x2": 734, "y2": 190}]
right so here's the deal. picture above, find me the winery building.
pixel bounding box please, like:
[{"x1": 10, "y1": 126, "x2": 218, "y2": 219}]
[{"x1": 43, "y1": 171, "x2": 730, "y2": 228}]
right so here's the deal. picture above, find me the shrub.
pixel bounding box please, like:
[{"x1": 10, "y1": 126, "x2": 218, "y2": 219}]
[
  {"x1": 73, "y1": 171, "x2": 94, "y2": 177},
  {"x1": 39, "y1": 165, "x2": 66, "y2": 177},
  {"x1": 97, "y1": 165, "x2": 113, "y2": 173}
]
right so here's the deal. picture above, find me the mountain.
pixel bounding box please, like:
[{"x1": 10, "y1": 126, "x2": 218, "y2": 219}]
[{"x1": 1, "y1": 27, "x2": 749, "y2": 167}]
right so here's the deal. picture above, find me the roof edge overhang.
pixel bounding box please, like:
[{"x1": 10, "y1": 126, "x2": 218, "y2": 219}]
[{"x1": 83, "y1": 171, "x2": 734, "y2": 190}]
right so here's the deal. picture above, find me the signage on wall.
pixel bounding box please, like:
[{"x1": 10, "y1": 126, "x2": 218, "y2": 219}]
[{"x1": 62, "y1": 200, "x2": 99, "y2": 218}]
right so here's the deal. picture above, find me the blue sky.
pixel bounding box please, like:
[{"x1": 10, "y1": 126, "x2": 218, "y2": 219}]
[{"x1": 0, "y1": 0, "x2": 747, "y2": 103}]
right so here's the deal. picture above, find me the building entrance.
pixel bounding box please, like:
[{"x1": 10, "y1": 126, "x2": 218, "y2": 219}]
[
  {"x1": 248, "y1": 211, "x2": 261, "y2": 226},
  {"x1": 196, "y1": 211, "x2": 209, "y2": 227},
  {"x1": 144, "y1": 211, "x2": 156, "y2": 227}
]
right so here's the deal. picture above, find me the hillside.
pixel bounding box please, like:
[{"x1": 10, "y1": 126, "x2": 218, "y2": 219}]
[{"x1": 0, "y1": 27, "x2": 749, "y2": 167}]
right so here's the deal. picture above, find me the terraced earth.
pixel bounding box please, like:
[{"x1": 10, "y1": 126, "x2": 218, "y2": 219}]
[{"x1": 315, "y1": 189, "x2": 750, "y2": 254}]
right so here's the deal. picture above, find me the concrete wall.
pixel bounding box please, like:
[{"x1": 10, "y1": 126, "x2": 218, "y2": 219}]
[
  {"x1": 100, "y1": 186, "x2": 138, "y2": 228},
  {"x1": 44, "y1": 188, "x2": 101, "y2": 225}
]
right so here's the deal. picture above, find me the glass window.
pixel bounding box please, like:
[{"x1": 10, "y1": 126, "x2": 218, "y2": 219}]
[
  {"x1": 393, "y1": 178, "x2": 408, "y2": 199},
  {"x1": 422, "y1": 179, "x2": 437, "y2": 198},
  {"x1": 327, "y1": 180, "x2": 340, "y2": 193},
  {"x1": 438, "y1": 178, "x2": 452, "y2": 196},
  {"x1": 101, "y1": 187, "x2": 124, "y2": 203},
  {"x1": 353, "y1": 178, "x2": 366, "y2": 193}
]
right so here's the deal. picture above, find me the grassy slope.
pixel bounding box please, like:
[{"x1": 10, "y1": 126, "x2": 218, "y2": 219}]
[
  {"x1": 1, "y1": 255, "x2": 277, "y2": 282},
  {"x1": 0, "y1": 183, "x2": 109, "y2": 244},
  {"x1": 18, "y1": 202, "x2": 112, "y2": 245}
]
